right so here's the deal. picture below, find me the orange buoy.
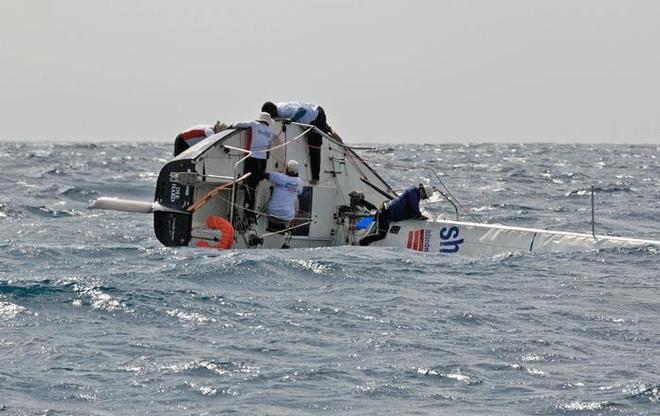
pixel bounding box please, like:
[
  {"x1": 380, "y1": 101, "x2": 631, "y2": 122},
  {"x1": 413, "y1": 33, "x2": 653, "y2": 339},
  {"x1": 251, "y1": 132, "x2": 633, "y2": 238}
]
[{"x1": 195, "y1": 215, "x2": 234, "y2": 249}]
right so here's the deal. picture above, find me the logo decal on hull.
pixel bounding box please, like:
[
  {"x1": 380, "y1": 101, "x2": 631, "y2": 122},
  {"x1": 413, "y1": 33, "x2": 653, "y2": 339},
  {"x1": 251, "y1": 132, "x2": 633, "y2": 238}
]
[
  {"x1": 439, "y1": 226, "x2": 464, "y2": 253},
  {"x1": 170, "y1": 184, "x2": 181, "y2": 203},
  {"x1": 407, "y1": 229, "x2": 431, "y2": 252}
]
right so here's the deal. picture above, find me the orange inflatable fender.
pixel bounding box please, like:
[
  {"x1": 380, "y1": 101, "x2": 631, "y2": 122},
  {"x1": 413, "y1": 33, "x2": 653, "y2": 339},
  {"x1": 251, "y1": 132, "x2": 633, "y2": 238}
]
[{"x1": 196, "y1": 215, "x2": 234, "y2": 249}]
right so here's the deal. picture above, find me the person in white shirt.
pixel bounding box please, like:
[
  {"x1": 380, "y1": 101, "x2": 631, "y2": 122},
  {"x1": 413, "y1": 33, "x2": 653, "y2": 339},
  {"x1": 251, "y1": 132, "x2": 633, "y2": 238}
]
[
  {"x1": 263, "y1": 160, "x2": 304, "y2": 229},
  {"x1": 232, "y1": 112, "x2": 274, "y2": 221},
  {"x1": 261, "y1": 101, "x2": 342, "y2": 185},
  {"x1": 173, "y1": 121, "x2": 225, "y2": 156}
]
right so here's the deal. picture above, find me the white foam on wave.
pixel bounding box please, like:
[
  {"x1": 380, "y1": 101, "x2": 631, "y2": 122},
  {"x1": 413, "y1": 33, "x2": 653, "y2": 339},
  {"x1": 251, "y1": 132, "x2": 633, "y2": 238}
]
[
  {"x1": 163, "y1": 360, "x2": 260, "y2": 377},
  {"x1": 0, "y1": 301, "x2": 25, "y2": 320},
  {"x1": 167, "y1": 309, "x2": 216, "y2": 324},
  {"x1": 285, "y1": 258, "x2": 329, "y2": 274},
  {"x1": 557, "y1": 400, "x2": 607, "y2": 411},
  {"x1": 184, "y1": 381, "x2": 219, "y2": 397},
  {"x1": 73, "y1": 283, "x2": 129, "y2": 313}
]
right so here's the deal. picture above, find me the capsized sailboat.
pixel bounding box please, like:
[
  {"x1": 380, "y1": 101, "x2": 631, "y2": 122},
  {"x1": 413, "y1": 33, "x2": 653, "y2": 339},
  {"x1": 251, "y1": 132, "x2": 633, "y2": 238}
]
[{"x1": 90, "y1": 121, "x2": 660, "y2": 255}]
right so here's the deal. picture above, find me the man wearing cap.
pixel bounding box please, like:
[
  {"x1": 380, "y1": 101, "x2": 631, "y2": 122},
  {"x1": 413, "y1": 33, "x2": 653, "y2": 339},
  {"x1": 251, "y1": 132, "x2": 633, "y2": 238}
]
[
  {"x1": 232, "y1": 112, "x2": 274, "y2": 221},
  {"x1": 173, "y1": 121, "x2": 227, "y2": 156},
  {"x1": 261, "y1": 101, "x2": 342, "y2": 185},
  {"x1": 263, "y1": 160, "x2": 304, "y2": 229},
  {"x1": 359, "y1": 184, "x2": 432, "y2": 246}
]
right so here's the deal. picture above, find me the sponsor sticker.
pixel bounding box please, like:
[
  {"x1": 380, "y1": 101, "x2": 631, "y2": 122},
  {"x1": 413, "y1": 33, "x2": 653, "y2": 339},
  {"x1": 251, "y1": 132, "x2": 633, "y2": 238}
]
[
  {"x1": 407, "y1": 229, "x2": 432, "y2": 252},
  {"x1": 439, "y1": 226, "x2": 464, "y2": 253}
]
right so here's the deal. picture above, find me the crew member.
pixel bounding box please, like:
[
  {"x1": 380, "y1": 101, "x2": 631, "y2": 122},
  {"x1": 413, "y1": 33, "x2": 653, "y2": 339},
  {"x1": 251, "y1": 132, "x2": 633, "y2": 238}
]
[
  {"x1": 359, "y1": 184, "x2": 432, "y2": 246},
  {"x1": 263, "y1": 160, "x2": 304, "y2": 230},
  {"x1": 173, "y1": 121, "x2": 226, "y2": 156},
  {"x1": 261, "y1": 101, "x2": 342, "y2": 185},
  {"x1": 232, "y1": 112, "x2": 274, "y2": 221}
]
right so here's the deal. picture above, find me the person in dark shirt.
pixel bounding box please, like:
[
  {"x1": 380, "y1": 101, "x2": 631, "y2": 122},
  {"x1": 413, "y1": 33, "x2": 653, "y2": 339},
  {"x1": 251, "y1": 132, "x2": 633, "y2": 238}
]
[{"x1": 359, "y1": 184, "x2": 432, "y2": 246}]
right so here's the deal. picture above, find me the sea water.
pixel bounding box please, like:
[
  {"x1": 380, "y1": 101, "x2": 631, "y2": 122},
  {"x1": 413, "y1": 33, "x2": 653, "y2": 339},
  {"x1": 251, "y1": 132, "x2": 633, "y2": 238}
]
[{"x1": 0, "y1": 142, "x2": 658, "y2": 415}]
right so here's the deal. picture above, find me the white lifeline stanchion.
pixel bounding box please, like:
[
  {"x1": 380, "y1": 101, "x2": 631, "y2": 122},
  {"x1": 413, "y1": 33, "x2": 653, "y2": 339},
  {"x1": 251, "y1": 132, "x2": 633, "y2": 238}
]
[
  {"x1": 222, "y1": 144, "x2": 253, "y2": 224},
  {"x1": 223, "y1": 127, "x2": 313, "y2": 224}
]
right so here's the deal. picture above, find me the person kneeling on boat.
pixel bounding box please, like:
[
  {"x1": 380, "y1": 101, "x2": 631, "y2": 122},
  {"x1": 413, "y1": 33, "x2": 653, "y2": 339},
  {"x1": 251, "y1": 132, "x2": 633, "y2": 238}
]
[
  {"x1": 261, "y1": 101, "x2": 342, "y2": 185},
  {"x1": 231, "y1": 112, "x2": 274, "y2": 223},
  {"x1": 174, "y1": 121, "x2": 227, "y2": 156},
  {"x1": 263, "y1": 160, "x2": 304, "y2": 232},
  {"x1": 359, "y1": 184, "x2": 432, "y2": 246}
]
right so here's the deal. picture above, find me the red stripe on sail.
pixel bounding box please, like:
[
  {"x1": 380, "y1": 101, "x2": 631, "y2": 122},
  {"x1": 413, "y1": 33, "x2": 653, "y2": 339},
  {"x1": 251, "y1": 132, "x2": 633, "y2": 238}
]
[
  {"x1": 417, "y1": 229, "x2": 424, "y2": 251},
  {"x1": 407, "y1": 231, "x2": 414, "y2": 249}
]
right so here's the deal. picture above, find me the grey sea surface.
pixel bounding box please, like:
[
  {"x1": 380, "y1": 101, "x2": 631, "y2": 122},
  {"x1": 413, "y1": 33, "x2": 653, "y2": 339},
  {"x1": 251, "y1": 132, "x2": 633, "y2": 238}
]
[{"x1": 0, "y1": 142, "x2": 658, "y2": 415}]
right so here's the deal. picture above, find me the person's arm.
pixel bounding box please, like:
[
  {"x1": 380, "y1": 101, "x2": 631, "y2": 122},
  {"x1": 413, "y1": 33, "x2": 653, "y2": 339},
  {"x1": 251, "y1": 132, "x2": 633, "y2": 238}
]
[
  {"x1": 411, "y1": 191, "x2": 425, "y2": 218},
  {"x1": 268, "y1": 172, "x2": 285, "y2": 185},
  {"x1": 203, "y1": 126, "x2": 215, "y2": 137},
  {"x1": 233, "y1": 121, "x2": 255, "y2": 129},
  {"x1": 361, "y1": 199, "x2": 377, "y2": 211},
  {"x1": 404, "y1": 188, "x2": 423, "y2": 218}
]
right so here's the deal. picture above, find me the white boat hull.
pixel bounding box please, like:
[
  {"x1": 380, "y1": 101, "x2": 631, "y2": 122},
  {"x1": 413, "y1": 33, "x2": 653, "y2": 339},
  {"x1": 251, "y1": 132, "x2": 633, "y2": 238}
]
[
  {"x1": 371, "y1": 218, "x2": 659, "y2": 256},
  {"x1": 91, "y1": 120, "x2": 659, "y2": 256}
]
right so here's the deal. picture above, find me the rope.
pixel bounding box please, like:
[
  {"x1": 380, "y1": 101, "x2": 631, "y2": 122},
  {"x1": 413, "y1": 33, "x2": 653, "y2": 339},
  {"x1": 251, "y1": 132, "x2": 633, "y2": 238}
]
[
  {"x1": 263, "y1": 128, "x2": 312, "y2": 152},
  {"x1": 203, "y1": 188, "x2": 312, "y2": 222},
  {"x1": 354, "y1": 158, "x2": 480, "y2": 223},
  {"x1": 262, "y1": 221, "x2": 313, "y2": 237}
]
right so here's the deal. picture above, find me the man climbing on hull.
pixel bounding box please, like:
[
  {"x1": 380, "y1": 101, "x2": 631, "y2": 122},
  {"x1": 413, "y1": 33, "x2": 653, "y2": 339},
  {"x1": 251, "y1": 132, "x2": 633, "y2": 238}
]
[{"x1": 359, "y1": 184, "x2": 432, "y2": 246}]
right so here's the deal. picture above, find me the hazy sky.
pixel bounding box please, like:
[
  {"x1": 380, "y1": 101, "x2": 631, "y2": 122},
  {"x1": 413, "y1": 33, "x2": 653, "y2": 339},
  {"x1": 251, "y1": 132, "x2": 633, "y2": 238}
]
[{"x1": 1, "y1": 0, "x2": 659, "y2": 143}]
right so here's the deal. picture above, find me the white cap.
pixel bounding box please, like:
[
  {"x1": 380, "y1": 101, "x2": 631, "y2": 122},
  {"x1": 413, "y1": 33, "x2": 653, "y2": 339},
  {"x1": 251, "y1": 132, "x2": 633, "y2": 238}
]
[
  {"x1": 256, "y1": 112, "x2": 273, "y2": 127},
  {"x1": 420, "y1": 184, "x2": 433, "y2": 199},
  {"x1": 286, "y1": 160, "x2": 299, "y2": 176}
]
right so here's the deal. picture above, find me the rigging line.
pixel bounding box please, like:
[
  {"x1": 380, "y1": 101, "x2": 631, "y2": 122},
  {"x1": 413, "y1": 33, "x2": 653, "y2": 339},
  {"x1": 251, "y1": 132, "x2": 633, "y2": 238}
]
[
  {"x1": 262, "y1": 127, "x2": 312, "y2": 153},
  {"x1": 262, "y1": 221, "x2": 313, "y2": 238},
  {"x1": 345, "y1": 147, "x2": 396, "y2": 195},
  {"x1": 188, "y1": 173, "x2": 250, "y2": 212},
  {"x1": 426, "y1": 167, "x2": 480, "y2": 223},
  {"x1": 343, "y1": 149, "x2": 369, "y2": 181},
  {"x1": 228, "y1": 127, "x2": 311, "y2": 162},
  {"x1": 202, "y1": 188, "x2": 312, "y2": 222},
  {"x1": 354, "y1": 157, "x2": 480, "y2": 223}
]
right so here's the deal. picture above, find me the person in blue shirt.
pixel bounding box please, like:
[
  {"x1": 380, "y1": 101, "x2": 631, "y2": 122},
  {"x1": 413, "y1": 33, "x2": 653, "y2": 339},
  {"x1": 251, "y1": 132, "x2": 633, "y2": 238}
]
[
  {"x1": 231, "y1": 112, "x2": 274, "y2": 222},
  {"x1": 261, "y1": 101, "x2": 342, "y2": 185},
  {"x1": 263, "y1": 160, "x2": 304, "y2": 231},
  {"x1": 359, "y1": 184, "x2": 432, "y2": 246}
]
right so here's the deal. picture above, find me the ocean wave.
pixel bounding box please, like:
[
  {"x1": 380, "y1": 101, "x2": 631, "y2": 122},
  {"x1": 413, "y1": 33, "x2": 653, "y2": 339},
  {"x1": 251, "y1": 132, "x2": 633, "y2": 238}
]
[
  {"x1": 414, "y1": 366, "x2": 483, "y2": 385},
  {"x1": 2, "y1": 142, "x2": 659, "y2": 415},
  {"x1": 566, "y1": 184, "x2": 633, "y2": 196},
  {"x1": 60, "y1": 186, "x2": 99, "y2": 202},
  {"x1": 23, "y1": 205, "x2": 80, "y2": 218},
  {"x1": 0, "y1": 300, "x2": 25, "y2": 320},
  {"x1": 555, "y1": 400, "x2": 613, "y2": 412},
  {"x1": 161, "y1": 359, "x2": 261, "y2": 378}
]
